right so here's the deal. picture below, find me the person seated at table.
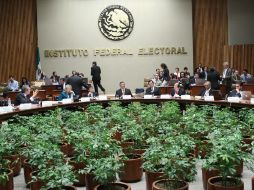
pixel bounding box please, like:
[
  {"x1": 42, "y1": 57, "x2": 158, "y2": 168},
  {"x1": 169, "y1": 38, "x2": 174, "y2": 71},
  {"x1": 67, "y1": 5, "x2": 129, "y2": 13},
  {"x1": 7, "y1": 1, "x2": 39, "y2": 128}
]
[
  {"x1": 190, "y1": 73, "x2": 200, "y2": 85},
  {"x1": 232, "y1": 70, "x2": 241, "y2": 84},
  {"x1": 115, "y1": 81, "x2": 133, "y2": 98},
  {"x1": 87, "y1": 86, "x2": 98, "y2": 98},
  {"x1": 14, "y1": 85, "x2": 38, "y2": 106},
  {"x1": 20, "y1": 77, "x2": 30, "y2": 88},
  {"x1": 7, "y1": 75, "x2": 19, "y2": 91},
  {"x1": 228, "y1": 82, "x2": 242, "y2": 98},
  {"x1": 199, "y1": 81, "x2": 214, "y2": 97},
  {"x1": 170, "y1": 82, "x2": 186, "y2": 97},
  {"x1": 152, "y1": 74, "x2": 162, "y2": 87},
  {"x1": 57, "y1": 85, "x2": 75, "y2": 101},
  {"x1": 240, "y1": 69, "x2": 252, "y2": 83},
  {"x1": 145, "y1": 80, "x2": 161, "y2": 96}
]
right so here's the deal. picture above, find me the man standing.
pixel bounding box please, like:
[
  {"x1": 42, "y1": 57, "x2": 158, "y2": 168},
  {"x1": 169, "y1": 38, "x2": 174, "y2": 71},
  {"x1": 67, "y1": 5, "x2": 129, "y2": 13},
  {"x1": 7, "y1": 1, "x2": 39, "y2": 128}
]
[
  {"x1": 66, "y1": 72, "x2": 88, "y2": 99},
  {"x1": 115, "y1": 81, "x2": 132, "y2": 98},
  {"x1": 222, "y1": 62, "x2": 232, "y2": 94},
  {"x1": 91, "y1": 61, "x2": 105, "y2": 95},
  {"x1": 207, "y1": 67, "x2": 220, "y2": 90}
]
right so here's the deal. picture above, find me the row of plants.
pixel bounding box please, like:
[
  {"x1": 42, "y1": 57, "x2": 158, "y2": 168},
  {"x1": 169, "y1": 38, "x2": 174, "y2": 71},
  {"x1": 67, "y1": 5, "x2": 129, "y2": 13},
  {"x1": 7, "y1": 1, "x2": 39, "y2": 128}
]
[{"x1": 0, "y1": 101, "x2": 254, "y2": 190}]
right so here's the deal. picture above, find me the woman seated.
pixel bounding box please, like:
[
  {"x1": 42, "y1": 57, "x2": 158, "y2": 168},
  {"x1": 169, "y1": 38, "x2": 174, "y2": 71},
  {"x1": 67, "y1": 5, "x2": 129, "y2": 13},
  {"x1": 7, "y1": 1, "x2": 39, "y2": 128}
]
[{"x1": 57, "y1": 85, "x2": 75, "y2": 101}]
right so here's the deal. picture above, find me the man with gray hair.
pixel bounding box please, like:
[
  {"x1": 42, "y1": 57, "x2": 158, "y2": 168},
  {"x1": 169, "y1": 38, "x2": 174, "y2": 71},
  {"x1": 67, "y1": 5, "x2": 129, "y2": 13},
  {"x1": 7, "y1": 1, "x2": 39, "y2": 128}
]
[
  {"x1": 222, "y1": 61, "x2": 232, "y2": 93},
  {"x1": 199, "y1": 81, "x2": 214, "y2": 97},
  {"x1": 14, "y1": 85, "x2": 38, "y2": 106}
]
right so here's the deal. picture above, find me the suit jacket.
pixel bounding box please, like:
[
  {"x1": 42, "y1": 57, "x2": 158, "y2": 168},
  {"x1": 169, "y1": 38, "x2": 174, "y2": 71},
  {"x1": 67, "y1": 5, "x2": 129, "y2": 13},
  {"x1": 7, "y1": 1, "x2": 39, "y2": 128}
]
[
  {"x1": 66, "y1": 75, "x2": 88, "y2": 96},
  {"x1": 15, "y1": 93, "x2": 33, "y2": 106},
  {"x1": 170, "y1": 88, "x2": 186, "y2": 96},
  {"x1": 115, "y1": 88, "x2": 133, "y2": 97},
  {"x1": 162, "y1": 68, "x2": 170, "y2": 81},
  {"x1": 91, "y1": 65, "x2": 101, "y2": 81},
  {"x1": 207, "y1": 71, "x2": 220, "y2": 90},
  {"x1": 145, "y1": 87, "x2": 161, "y2": 96},
  {"x1": 222, "y1": 68, "x2": 232, "y2": 84},
  {"x1": 199, "y1": 88, "x2": 214, "y2": 97},
  {"x1": 228, "y1": 90, "x2": 241, "y2": 98}
]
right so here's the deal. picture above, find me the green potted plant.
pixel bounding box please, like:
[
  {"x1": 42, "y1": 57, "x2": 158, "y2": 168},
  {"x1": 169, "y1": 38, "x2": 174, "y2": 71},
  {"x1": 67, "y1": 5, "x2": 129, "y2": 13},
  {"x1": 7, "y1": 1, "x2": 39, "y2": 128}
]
[
  {"x1": 0, "y1": 159, "x2": 13, "y2": 190},
  {"x1": 0, "y1": 123, "x2": 22, "y2": 176},
  {"x1": 31, "y1": 162, "x2": 77, "y2": 190},
  {"x1": 203, "y1": 128, "x2": 251, "y2": 190},
  {"x1": 151, "y1": 132, "x2": 197, "y2": 190},
  {"x1": 143, "y1": 130, "x2": 196, "y2": 190}
]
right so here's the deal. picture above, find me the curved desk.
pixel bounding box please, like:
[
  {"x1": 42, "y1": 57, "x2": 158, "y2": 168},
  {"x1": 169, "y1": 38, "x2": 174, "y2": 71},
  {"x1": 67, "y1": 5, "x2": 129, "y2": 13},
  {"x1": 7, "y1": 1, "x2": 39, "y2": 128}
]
[{"x1": 0, "y1": 97, "x2": 253, "y2": 121}]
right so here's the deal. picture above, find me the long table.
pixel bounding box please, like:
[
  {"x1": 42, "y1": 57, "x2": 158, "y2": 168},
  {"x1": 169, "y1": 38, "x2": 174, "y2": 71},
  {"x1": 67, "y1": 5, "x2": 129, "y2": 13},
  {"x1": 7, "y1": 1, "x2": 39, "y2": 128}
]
[{"x1": 0, "y1": 97, "x2": 253, "y2": 122}]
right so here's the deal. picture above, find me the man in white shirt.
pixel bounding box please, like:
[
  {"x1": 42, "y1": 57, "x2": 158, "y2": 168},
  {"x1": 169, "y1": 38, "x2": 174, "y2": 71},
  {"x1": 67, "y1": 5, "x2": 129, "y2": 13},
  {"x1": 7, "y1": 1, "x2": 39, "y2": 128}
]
[
  {"x1": 199, "y1": 81, "x2": 213, "y2": 97},
  {"x1": 7, "y1": 75, "x2": 19, "y2": 91}
]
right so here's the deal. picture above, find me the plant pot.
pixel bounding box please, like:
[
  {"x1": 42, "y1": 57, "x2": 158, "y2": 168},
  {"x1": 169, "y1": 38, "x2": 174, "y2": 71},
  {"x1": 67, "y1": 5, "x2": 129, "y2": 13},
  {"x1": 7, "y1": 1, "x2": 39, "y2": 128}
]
[
  {"x1": 50, "y1": 186, "x2": 77, "y2": 190},
  {"x1": 207, "y1": 176, "x2": 244, "y2": 190},
  {"x1": 145, "y1": 171, "x2": 164, "y2": 190},
  {"x1": 94, "y1": 182, "x2": 131, "y2": 190},
  {"x1": 23, "y1": 159, "x2": 35, "y2": 185},
  {"x1": 29, "y1": 171, "x2": 44, "y2": 190},
  {"x1": 119, "y1": 154, "x2": 143, "y2": 182},
  {"x1": 112, "y1": 131, "x2": 122, "y2": 141},
  {"x1": 0, "y1": 169, "x2": 14, "y2": 190},
  {"x1": 69, "y1": 159, "x2": 86, "y2": 186},
  {"x1": 242, "y1": 136, "x2": 253, "y2": 153},
  {"x1": 202, "y1": 168, "x2": 220, "y2": 190},
  {"x1": 85, "y1": 173, "x2": 100, "y2": 190},
  {"x1": 4, "y1": 154, "x2": 21, "y2": 176},
  {"x1": 121, "y1": 141, "x2": 135, "y2": 149},
  {"x1": 152, "y1": 179, "x2": 188, "y2": 190},
  {"x1": 60, "y1": 143, "x2": 74, "y2": 157}
]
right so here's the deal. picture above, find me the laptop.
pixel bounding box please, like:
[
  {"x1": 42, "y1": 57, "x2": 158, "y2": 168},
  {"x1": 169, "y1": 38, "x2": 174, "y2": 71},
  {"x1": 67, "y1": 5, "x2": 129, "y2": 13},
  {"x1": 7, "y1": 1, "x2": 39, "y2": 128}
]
[{"x1": 241, "y1": 91, "x2": 252, "y2": 100}]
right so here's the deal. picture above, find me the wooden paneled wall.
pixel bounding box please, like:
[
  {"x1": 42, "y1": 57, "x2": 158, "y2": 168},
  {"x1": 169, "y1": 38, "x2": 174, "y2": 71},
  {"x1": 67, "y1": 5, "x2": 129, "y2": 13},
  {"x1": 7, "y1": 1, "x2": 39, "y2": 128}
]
[
  {"x1": 0, "y1": 0, "x2": 37, "y2": 83},
  {"x1": 192, "y1": 0, "x2": 228, "y2": 73},
  {"x1": 224, "y1": 44, "x2": 254, "y2": 74}
]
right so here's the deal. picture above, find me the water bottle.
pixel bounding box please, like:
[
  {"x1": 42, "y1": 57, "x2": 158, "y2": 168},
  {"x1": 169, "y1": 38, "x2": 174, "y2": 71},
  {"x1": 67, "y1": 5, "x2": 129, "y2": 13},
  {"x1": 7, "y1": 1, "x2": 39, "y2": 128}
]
[{"x1": 8, "y1": 98, "x2": 11, "y2": 106}]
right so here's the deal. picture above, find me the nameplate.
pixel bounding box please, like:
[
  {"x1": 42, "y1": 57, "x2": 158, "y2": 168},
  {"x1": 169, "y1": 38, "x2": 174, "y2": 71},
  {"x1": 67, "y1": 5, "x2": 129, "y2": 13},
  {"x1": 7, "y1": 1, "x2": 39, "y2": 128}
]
[
  {"x1": 41, "y1": 101, "x2": 53, "y2": 107},
  {"x1": 122, "y1": 95, "x2": 132, "y2": 100},
  {"x1": 227, "y1": 97, "x2": 240, "y2": 103},
  {"x1": 0, "y1": 106, "x2": 13, "y2": 113},
  {"x1": 97, "y1": 95, "x2": 107, "y2": 101},
  {"x1": 204, "y1": 96, "x2": 214, "y2": 101},
  {"x1": 250, "y1": 98, "x2": 254, "y2": 104},
  {"x1": 160, "y1": 94, "x2": 171, "y2": 99},
  {"x1": 80, "y1": 97, "x2": 91, "y2": 102},
  {"x1": 194, "y1": 96, "x2": 202, "y2": 100},
  {"x1": 61, "y1": 99, "x2": 73, "y2": 104},
  {"x1": 181, "y1": 95, "x2": 191, "y2": 100},
  {"x1": 144, "y1": 95, "x2": 153, "y2": 99},
  {"x1": 19, "y1": 103, "x2": 32, "y2": 110}
]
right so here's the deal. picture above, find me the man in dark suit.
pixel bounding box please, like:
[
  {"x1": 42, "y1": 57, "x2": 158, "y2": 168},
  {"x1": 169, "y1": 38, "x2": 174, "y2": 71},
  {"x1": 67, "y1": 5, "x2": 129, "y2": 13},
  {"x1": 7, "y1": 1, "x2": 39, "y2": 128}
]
[
  {"x1": 145, "y1": 80, "x2": 161, "y2": 96},
  {"x1": 199, "y1": 81, "x2": 214, "y2": 97},
  {"x1": 228, "y1": 82, "x2": 242, "y2": 98},
  {"x1": 66, "y1": 72, "x2": 88, "y2": 99},
  {"x1": 15, "y1": 85, "x2": 38, "y2": 106},
  {"x1": 91, "y1": 61, "x2": 105, "y2": 95},
  {"x1": 170, "y1": 82, "x2": 186, "y2": 97},
  {"x1": 190, "y1": 73, "x2": 200, "y2": 85},
  {"x1": 207, "y1": 67, "x2": 220, "y2": 90},
  {"x1": 115, "y1": 81, "x2": 133, "y2": 98},
  {"x1": 222, "y1": 62, "x2": 232, "y2": 94}
]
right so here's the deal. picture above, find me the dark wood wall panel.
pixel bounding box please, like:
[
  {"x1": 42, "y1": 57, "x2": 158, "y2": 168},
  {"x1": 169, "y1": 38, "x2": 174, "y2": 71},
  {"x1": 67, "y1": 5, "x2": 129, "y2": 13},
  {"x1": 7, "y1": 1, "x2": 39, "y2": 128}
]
[
  {"x1": 224, "y1": 44, "x2": 254, "y2": 74},
  {"x1": 193, "y1": 0, "x2": 228, "y2": 73},
  {"x1": 0, "y1": 0, "x2": 37, "y2": 83}
]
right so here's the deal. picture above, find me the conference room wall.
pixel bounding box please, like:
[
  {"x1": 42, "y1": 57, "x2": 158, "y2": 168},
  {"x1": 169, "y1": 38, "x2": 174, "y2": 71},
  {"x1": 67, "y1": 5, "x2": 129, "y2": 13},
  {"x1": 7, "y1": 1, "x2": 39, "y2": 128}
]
[
  {"x1": 228, "y1": 0, "x2": 254, "y2": 45},
  {"x1": 37, "y1": 0, "x2": 193, "y2": 93}
]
